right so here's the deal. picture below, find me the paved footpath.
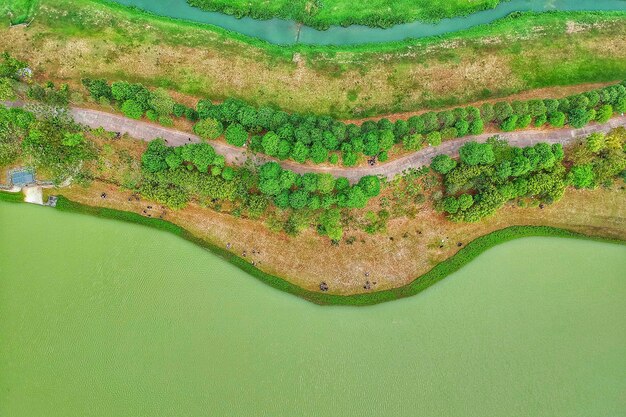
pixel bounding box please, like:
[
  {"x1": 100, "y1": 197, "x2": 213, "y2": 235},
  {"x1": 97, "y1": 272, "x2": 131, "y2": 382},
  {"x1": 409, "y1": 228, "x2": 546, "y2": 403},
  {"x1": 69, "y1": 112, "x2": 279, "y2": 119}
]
[{"x1": 6, "y1": 102, "x2": 626, "y2": 182}]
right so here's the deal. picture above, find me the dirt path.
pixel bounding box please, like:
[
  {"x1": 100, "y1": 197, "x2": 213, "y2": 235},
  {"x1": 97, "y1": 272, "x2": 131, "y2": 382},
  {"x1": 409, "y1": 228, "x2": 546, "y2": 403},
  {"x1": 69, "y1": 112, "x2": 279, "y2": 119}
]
[{"x1": 5, "y1": 102, "x2": 626, "y2": 182}]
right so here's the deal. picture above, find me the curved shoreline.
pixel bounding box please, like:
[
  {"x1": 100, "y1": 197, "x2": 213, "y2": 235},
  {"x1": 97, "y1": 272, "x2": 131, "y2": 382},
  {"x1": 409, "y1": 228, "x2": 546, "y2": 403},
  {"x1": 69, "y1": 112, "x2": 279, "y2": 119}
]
[{"x1": 2, "y1": 192, "x2": 623, "y2": 306}]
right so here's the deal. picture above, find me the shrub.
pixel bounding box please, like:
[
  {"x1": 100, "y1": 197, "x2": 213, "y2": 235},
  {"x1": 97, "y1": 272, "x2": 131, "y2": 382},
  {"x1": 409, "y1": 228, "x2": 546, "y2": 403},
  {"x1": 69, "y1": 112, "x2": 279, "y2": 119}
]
[
  {"x1": 569, "y1": 164, "x2": 595, "y2": 188},
  {"x1": 121, "y1": 99, "x2": 143, "y2": 119},
  {"x1": 225, "y1": 123, "x2": 248, "y2": 147},
  {"x1": 500, "y1": 116, "x2": 518, "y2": 132},
  {"x1": 548, "y1": 112, "x2": 566, "y2": 128},
  {"x1": 595, "y1": 105, "x2": 613, "y2": 123},
  {"x1": 459, "y1": 141, "x2": 495, "y2": 166},
  {"x1": 194, "y1": 118, "x2": 224, "y2": 140},
  {"x1": 426, "y1": 131, "x2": 442, "y2": 146},
  {"x1": 431, "y1": 154, "x2": 457, "y2": 174}
]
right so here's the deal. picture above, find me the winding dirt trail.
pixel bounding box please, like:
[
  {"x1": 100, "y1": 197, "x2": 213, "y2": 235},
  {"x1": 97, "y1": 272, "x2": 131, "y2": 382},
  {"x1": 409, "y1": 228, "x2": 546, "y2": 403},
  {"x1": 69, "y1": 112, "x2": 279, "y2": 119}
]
[{"x1": 6, "y1": 102, "x2": 626, "y2": 182}]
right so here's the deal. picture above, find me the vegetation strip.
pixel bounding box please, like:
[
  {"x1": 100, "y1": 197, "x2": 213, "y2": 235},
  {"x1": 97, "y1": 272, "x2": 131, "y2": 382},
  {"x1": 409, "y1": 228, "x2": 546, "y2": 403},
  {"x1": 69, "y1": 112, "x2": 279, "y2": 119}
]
[{"x1": 2, "y1": 191, "x2": 622, "y2": 306}]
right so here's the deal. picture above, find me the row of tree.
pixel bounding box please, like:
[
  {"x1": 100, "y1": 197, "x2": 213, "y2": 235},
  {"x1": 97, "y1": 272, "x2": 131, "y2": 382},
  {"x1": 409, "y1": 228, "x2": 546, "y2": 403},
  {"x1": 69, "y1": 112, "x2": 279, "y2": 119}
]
[
  {"x1": 82, "y1": 78, "x2": 626, "y2": 169},
  {"x1": 431, "y1": 129, "x2": 626, "y2": 222},
  {"x1": 140, "y1": 139, "x2": 382, "y2": 239}
]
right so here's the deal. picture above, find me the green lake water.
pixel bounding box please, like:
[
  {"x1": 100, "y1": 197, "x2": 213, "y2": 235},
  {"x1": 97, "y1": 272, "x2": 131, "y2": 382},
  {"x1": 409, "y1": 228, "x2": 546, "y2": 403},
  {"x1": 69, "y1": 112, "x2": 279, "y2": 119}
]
[
  {"x1": 110, "y1": 0, "x2": 626, "y2": 45},
  {"x1": 1, "y1": 201, "x2": 625, "y2": 417}
]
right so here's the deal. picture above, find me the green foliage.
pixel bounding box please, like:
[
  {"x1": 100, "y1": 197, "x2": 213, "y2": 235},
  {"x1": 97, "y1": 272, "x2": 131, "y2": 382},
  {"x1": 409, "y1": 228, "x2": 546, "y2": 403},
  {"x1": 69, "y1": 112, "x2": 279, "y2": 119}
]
[
  {"x1": 459, "y1": 141, "x2": 495, "y2": 166},
  {"x1": 193, "y1": 118, "x2": 224, "y2": 140},
  {"x1": 431, "y1": 154, "x2": 457, "y2": 174},
  {"x1": 225, "y1": 123, "x2": 248, "y2": 146},
  {"x1": 121, "y1": 99, "x2": 144, "y2": 119},
  {"x1": 569, "y1": 164, "x2": 595, "y2": 188},
  {"x1": 548, "y1": 111, "x2": 566, "y2": 127}
]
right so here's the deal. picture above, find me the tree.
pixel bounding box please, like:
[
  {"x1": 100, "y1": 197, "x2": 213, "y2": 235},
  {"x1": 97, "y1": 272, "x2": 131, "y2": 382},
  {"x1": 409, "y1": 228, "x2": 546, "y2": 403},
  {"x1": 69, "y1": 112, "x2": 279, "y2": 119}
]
[
  {"x1": 379, "y1": 130, "x2": 395, "y2": 151},
  {"x1": 225, "y1": 123, "x2": 248, "y2": 147},
  {"x1": 516, "y1": 114, "x2": 532, "y2": 129},
  {"x1": 149, "y1": 88, "x2": 175, "y2": 116},
  {"x1": 442, "y1": 196, "x2": 459, "y2": 214},
  {"x1": 289, "y1": 189, "x2": 309, "y2": 209},
  {"x1": 469, "y1": 119, "x2": 484, "y2": 135},
  {"x1": 500, "y1": 115, "x2": 518, "y2": 132},
  {"x1": 459, "y1": 141, "x2": 495, "y2": 166},
  {"x1": 193, "y1": 118, "x2": 223, "y2": 140},
  {"x1": 310, "y1": 142, "x2": 328, "y2": 164},
  {"x1": 277, "y1": 139, "x2": 291, "y2": 160},
  {"x1": 568, "y1": 108, "x2": 591, "y2": 128},
  {"x1": 111, "y1": 81, "x2": 134, "y2": 101},
  {"x1": 426, "y1": 131, "x2": 442, "y2": 146},
  {"x1": 586, "y1": 133, "x2": 606, "y2": 153},
  {"x1": 261, "y1": 131, "x2": 280, "y2": 156},
  {"x1": 548, "y1": 112, "x2": 566, "y2": 128},
  {"x1": 291, "y1": 141, "x2": 309, "y2": 163},
  {"x1": 318, "y1": 208, "x2": 343, "y2": 241},
  {"x1": 358, "y1": 175, "x2": 381, "y2": 197},
  {"x1": 121, "y1": 99, "x2": 143, "y2": 119},
  {"x1": 302, "y1": 173, "x2": 319, "y2": 192},
  {"x1": 191, "y1": 143, "x2": 216, "y2": 172},
  {"x1": 142, "y1": 139, "x2": 170, "y2": 172},
  {"x1": 82, "y1": 78, "x2": 112, "y2": 100},
  {"x1": 165, "y1": 152, "x2": 183, "y2": 170},
  {"x1": 494, "y1": 102, "x2": 513, "y2": 122},
  {"x1": 317, "y1": 173, "x2": 335, "y2": 194},
  {"x1": 569, "y1": 164, "x2": 595, "y2": 188},
  {"x1": 402, "y1": 133, "x2": 422, "y2": 151},
  {"x1": 527, "y1": 99, "x2": 547, "y2": 117},
  {"x1": 595, "y1": 105, "x2": 613, "y2": 123},
  {"x1": 480, "y1": 103, "x2": 495, "y2": 122},
  {"x1": 457, "y1": 194, "x2": 473, "y2": 210},
  {"x1": 61, "y1": 132, "x2": 84, "y2": 147},
  {"x1": 455, "y1": 119, "x2": 469, "y2": 137},
  {"x1": 0, "y1": 78, "x2": 15, "y2": 100},
  {"x1": 431, "y1": 154, "x2": 457, "y2": 174}
]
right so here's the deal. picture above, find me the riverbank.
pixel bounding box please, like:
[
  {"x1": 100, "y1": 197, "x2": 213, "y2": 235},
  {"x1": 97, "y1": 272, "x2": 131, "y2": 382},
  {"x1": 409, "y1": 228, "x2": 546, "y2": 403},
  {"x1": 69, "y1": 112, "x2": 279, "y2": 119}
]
[
  {"x1": 3, "y1": 0, "x2": 625, "y2": 117},
  {"x1": 3, "y1": 188, "x2": 624, "y2": 305}
]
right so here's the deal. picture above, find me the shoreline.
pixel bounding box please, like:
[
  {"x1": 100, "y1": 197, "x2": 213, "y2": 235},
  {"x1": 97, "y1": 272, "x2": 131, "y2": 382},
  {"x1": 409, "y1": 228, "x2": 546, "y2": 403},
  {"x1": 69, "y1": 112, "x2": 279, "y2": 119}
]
[{"x1": 2, "y1": 191, "x2": 623, "y2": 306}]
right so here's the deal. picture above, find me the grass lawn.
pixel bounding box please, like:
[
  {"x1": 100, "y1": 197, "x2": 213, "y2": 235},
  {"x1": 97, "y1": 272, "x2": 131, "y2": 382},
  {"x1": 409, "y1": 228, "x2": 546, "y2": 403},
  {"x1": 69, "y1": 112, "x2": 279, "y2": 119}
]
[
  {"x1": 1, "y1": 0, "x2": 625, "y2": 118},
  {"x1": 187, "y1": 0, "x2": 501, "y2": 29},
  {"x1": 0, "y1": 0, "x2": 37, "y2": 24}
]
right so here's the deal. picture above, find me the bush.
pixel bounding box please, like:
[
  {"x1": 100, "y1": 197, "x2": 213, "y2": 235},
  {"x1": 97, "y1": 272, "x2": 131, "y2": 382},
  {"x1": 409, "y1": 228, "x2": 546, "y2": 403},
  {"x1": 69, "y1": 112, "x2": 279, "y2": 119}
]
[
  {"x1": 121, "y1": 99, "x2": 143, "y2": 119},
  {"x1": 194, "y1": 118, "x2": 224, "y2": 140},
  {"x1": 431, "y1": 154, "x2": 457, "y2": 174},
  {"x1": 459, "y1": 141, "x2": 495, "y2": 166},
  {"x1": 548, "y1": 112, "x2": 566, "y2": 128},
  {"x1": 595, "y1": 105, "x2": 613, "y2": 123},
  {"x1": 500, "y1": 115, "x2": 518, "y2": 132},
  {"x1": 426, "y1": 131, "x2": 442, "y2": 146},
  {"x1": 225, "y1": 123, "x2": 248, "y2": 147}
]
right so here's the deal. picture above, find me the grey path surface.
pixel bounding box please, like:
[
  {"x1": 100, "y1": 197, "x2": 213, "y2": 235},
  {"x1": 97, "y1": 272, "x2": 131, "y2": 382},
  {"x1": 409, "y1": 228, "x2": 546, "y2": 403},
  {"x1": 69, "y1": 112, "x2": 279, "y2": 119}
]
[{"x1": 6, "y1": 102, "x2": 626, "y2": 182}]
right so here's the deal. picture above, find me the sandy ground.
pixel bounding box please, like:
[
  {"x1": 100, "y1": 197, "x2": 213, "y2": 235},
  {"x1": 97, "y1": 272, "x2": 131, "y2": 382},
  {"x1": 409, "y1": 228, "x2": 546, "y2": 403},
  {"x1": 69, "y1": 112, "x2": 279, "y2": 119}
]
[{"x1": 23, "y1": 186, "x2": 43, "y2": 204}]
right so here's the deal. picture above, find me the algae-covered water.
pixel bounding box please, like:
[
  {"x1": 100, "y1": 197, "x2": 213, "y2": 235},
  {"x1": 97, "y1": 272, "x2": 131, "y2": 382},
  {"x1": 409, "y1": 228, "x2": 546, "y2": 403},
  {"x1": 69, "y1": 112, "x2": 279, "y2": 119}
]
[{"x1": 1, "y1": 202, "x2": 625, "y2": 417}]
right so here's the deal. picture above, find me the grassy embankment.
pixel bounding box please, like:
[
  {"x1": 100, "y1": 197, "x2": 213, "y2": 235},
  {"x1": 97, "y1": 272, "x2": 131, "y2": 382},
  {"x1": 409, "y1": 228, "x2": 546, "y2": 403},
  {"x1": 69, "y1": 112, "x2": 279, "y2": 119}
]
[
  {"x1": 0, "y1": 0, "x2": 625, "y2": 117},
  {"x1": 186, "y1": 0, "x2": 501, "y2": 29},
  {"x1": 0, "y1": 0, "x2": 37, "y2": 25},
  {"x1": 2, "y1": 189, "x2": 624, "y2": 305}
]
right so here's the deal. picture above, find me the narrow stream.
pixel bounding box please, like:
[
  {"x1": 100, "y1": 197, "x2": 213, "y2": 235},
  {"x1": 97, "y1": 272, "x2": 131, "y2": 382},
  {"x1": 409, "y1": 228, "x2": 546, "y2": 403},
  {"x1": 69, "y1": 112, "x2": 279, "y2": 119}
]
[{"x1": 110, "y1": 0, "x2": 626, "y2": 45}]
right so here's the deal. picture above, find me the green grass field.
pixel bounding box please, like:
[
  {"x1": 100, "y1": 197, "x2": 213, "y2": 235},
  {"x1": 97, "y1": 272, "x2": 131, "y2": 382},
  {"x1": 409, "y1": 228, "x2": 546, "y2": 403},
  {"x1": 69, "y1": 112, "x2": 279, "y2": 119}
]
[
  {"x1": 2, "y1": 0, "x2": 625, "y2": 117},
  {"x1": 187, "y1": 0, "x2": 501, "y2": 29},
  {"x1": 0, "y1": 0, "x2": 37, "y2": 24}
]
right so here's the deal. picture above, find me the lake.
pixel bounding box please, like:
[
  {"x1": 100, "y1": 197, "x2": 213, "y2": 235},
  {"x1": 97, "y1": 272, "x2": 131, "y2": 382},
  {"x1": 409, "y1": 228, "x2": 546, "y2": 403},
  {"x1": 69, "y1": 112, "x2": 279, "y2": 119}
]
[{"x1": 1, "y1": 201, "x2": 625, "y2": 417}]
